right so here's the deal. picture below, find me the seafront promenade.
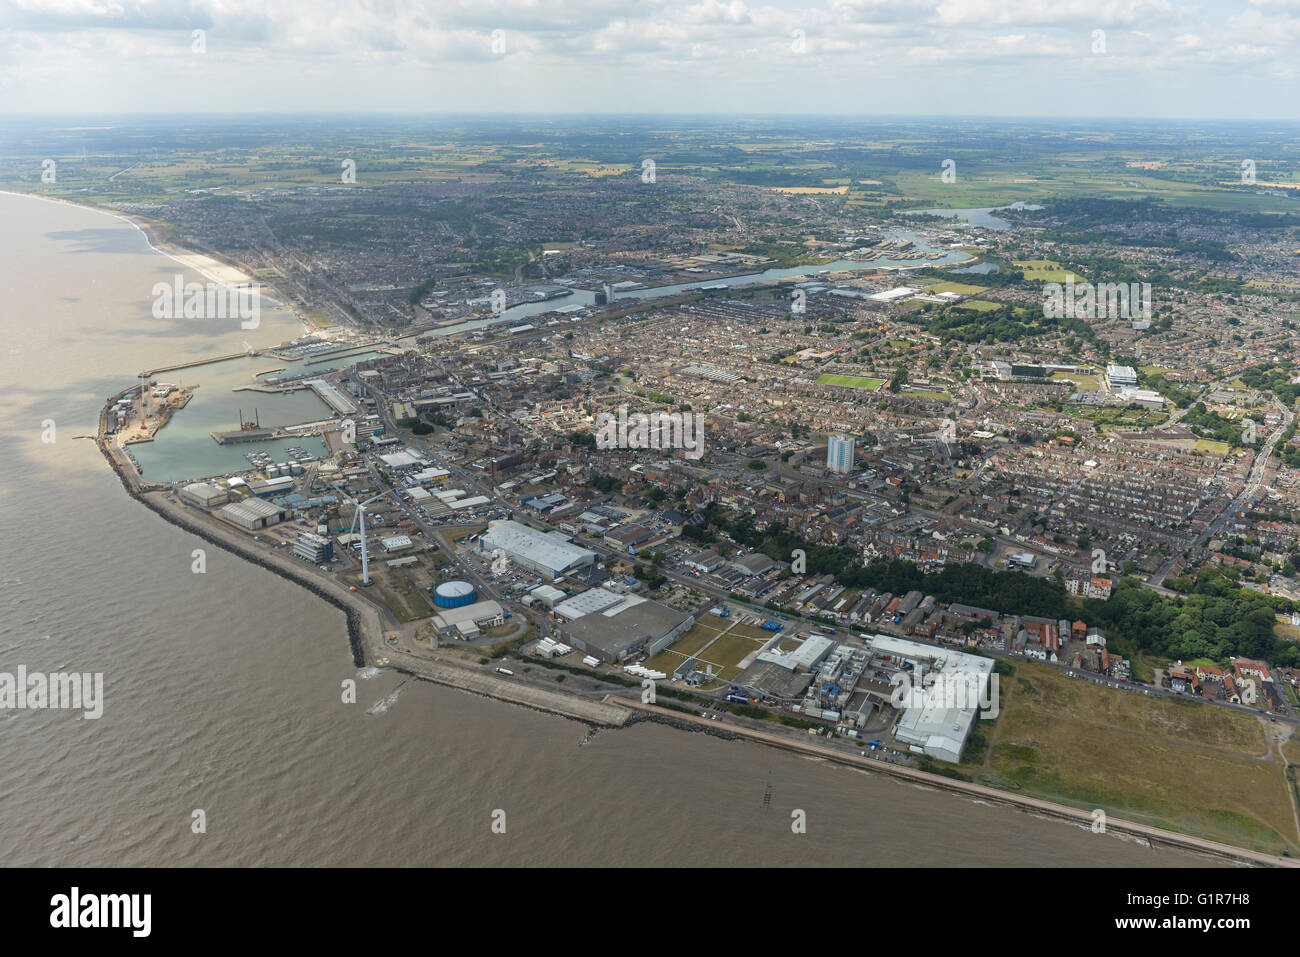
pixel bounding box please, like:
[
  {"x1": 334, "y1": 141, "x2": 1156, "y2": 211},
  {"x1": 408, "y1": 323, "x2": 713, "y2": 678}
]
[{"x1": 614, "y1": 698, "x2": 1299, "y2": 868}]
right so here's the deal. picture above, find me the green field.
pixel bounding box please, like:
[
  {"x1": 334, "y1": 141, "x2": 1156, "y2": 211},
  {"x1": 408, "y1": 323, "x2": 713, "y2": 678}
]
[
  {"x1": 954, "y1": 299, "x2": 1001, "y2": 312},
  {"x1": 815, "y1": 373, "x2": 885, "y2": 390},
  {"x1": 644, "y1": 620, "x2": 727, "y2": 674},
  {"x1": 983, "y1": 662, "x2": 1299, "y2": 856},
  {"x1": 646, "y1": 618, "x2": 771, "y2": 683},
  {"x1": 1050, "y1": 372, "x2": 1100, "y2": 390},
  {"x1": 928, "y1": 280, "x2": 988, "y2": 295},
  {"x1": 691, "y1": 631, "x2": 768, "y2": 681},
  {"x1": 1193, "y1": 438, "x2": 1231, "y2": 454},
  {"x1": 1013, "y1": 259, "x2": 1077, "y2": 282}
]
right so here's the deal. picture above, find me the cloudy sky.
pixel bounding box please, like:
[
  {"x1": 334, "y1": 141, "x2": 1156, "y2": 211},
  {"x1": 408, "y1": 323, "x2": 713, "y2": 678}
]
[{"x1": 1, "y1": 0, "x2": 1298, "y2": 118}]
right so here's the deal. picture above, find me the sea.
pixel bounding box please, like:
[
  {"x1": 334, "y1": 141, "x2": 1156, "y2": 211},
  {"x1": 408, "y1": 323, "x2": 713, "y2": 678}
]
[{"x1": 0, "y1": 190, "x2": 1208, "y2": 866}]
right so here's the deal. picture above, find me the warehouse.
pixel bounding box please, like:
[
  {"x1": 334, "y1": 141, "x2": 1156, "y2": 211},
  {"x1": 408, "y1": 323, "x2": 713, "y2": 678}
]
[
  {"x1": 555, "y1": 590, "x2": 693, "y2": 663},
  {"x1": 380, "y1": 534, "x2": 413, "y2": 552},
  {"x1": 219, "y1": 498, "x2": 287, "y2": 531},
  {"x1": 756, "y1": 634, "x2": 835, "y2": 673},
  {"x1": 604, "y1": 524, "x2": 656, "y2": 550},
  {"x1": 553, "y1": 587, "x2": 625, "y2": 621},
  {"x1": 180, "y1": 482, "x2": 229, "y2": 508},
  {"x1": 247, "y1": 476, "x2": 295, "y2": 498},
  {"x1": 450, "y1": 495, "x2": 491, "y2": 510},
  {"x1": 304, "y1": 378, "x2": 357, "y2": 415},
  {"x1": 526, "y1": 584, "x2": 568, "y2": 609},
  {"x1": 731, "y1": 552, "x2": 776, "y2": 576},
  {"x1": 869, "y1": 634, "x2": 995, "y2": 763},
  {"x1": 431, "y1": 599, "x2": 506, "y2": 639},
  {"x1": 479, "y1": 520, "x2": 597, "y2": 580},
  {"x1": 683, "y1": 549, "x2": 725, "y2": 573},
  {"x1": 378, "y1": 449, "x2": 426, "y2": 469},
  {"x1": 409, "y1": 467, "x2": 450, "y2": 485}
]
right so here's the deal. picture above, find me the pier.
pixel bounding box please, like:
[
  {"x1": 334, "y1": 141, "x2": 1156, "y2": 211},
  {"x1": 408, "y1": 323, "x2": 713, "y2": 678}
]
[{"x1": 141, "y1": 349, "x2": 257, "y2": 376}]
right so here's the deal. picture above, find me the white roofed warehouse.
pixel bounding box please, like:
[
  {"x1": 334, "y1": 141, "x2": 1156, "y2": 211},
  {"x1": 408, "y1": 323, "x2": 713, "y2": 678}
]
[{"x1": 478, "y1": 520, "x2": 597, "y2": 580}]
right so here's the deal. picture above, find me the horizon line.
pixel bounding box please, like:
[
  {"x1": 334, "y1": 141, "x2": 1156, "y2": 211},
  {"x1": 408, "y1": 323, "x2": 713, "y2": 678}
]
[{"x1": 3, "y1": 110, "x2": 1300, "y2": 125}]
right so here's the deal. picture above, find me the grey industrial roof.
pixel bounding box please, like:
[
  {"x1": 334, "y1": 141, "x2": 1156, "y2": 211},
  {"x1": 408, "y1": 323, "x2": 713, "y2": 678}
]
[
  {"x1": 733, "y1": 660, "x2": 813, "y2": 700},
  {"x1": 561, "y1": 598, "x2": 691, "y2": 658},
  {"x1": 481, "y1": 520, "x2": 597, "y2": 574}
]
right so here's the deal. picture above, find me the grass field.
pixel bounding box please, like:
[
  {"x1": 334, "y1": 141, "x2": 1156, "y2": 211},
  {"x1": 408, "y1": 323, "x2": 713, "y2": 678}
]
[
  {"x1": 1050, "y1": 372, "x2": 1100, "y2": 389},
  {"x1": 1274, "y1": 621, "x2": 1300, "y2": 642},
  {"x1": 901, "y1": 388, "x2": 952, "y2": 401},
  {"x1": 928, "y1": 280, "x2": 988, "y2": 295},
  {"x1": 643, "y1": 620, "x2": 728, "y2": 674},
  {"x1": 1013, "y1": 259, "x2": 1077, "y2": 282},
  {"x1": 815, "y1": 373, "x2": 885, "y2": 390},
  {"x1": 1193, "y1": 439, "x2": 1232, "y2": 454},
  {"x1": 953, "y1": 299, "x2": 1001, "y2": 312},
  {"x1": 982, "y1": 662, "x2": 1299, "y2": 855},
  {"x1": 645, "y1": 617, "x2": 773, "y2": 683},
  {"x1": 698, "y1": 632, "x2": 768, "y2": 681}
]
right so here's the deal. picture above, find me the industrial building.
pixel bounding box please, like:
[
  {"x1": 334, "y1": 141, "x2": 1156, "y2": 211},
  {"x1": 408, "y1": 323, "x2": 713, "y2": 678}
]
[
  {"x1": 219, "y1": 498, "x2": 287, "y2": 530},
  {"x1": 180, "y1": 482, "x2": 229, "y2": 508},
  {"x1": 247, "y1": 476, "x2": 295, "y2": 497},
  {"x1": 755, "y1": 634, "x2": 836, "y2": 673},
  {"x1": 731, "y1": 552, "x2": 776, "y2": 576},
  {"x1": 525, "y1": 584, "x2": 568, "y2": 608},
  {"x1": 294, "y1": 531, "x2": 334, "y2": 563},
  {"x1": 683, "y1": 549, "x2": 725, "y2": 573},
  {"x1": 380, "y1": 534, "x2": 413, "y2": 552},
  {"x1": 409, "y1": 467, "x2": 450, "y2": 485},
  {"x1": 1112, "y1": 386, "x2": 1167, "y2": 409},
  {"x1": 553, "y1": 588, "x2": 693, "y2": 663},
  {"x1": 479, "y1": 520, "x2": 597, "y2": 580},
  {"x1": 433, "y1": 580, "x2": 477, "y2": 608},
  {"x1": 869, "y1": 634, "x2": 995, "y2": 764},
  {"x1": 431, "y1": 599, "x2": 506, "y2": 639},
  {"x1": 304, "y1": 378, "x2": 357, "y2": 415}
]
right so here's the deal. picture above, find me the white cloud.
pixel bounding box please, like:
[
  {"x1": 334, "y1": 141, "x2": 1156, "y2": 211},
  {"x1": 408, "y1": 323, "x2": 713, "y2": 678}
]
[{"x1": 0, "y1": 0, "x2": 1296, "y2": 116}]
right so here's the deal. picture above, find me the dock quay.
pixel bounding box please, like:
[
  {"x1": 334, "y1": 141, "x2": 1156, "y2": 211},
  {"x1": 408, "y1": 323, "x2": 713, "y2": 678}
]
[
  {"x1": 232, "y1": 382, "x2": 307, "y2": 394},
  {"x1": 211, "y1": 426, "x2": 278, "y2": 444}
]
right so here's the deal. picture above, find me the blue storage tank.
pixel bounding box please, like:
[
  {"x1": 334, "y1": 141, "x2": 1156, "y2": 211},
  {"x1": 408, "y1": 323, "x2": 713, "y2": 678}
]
[{"x1": 433, "y1": 580, "x2": 477, "y2": 608}]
